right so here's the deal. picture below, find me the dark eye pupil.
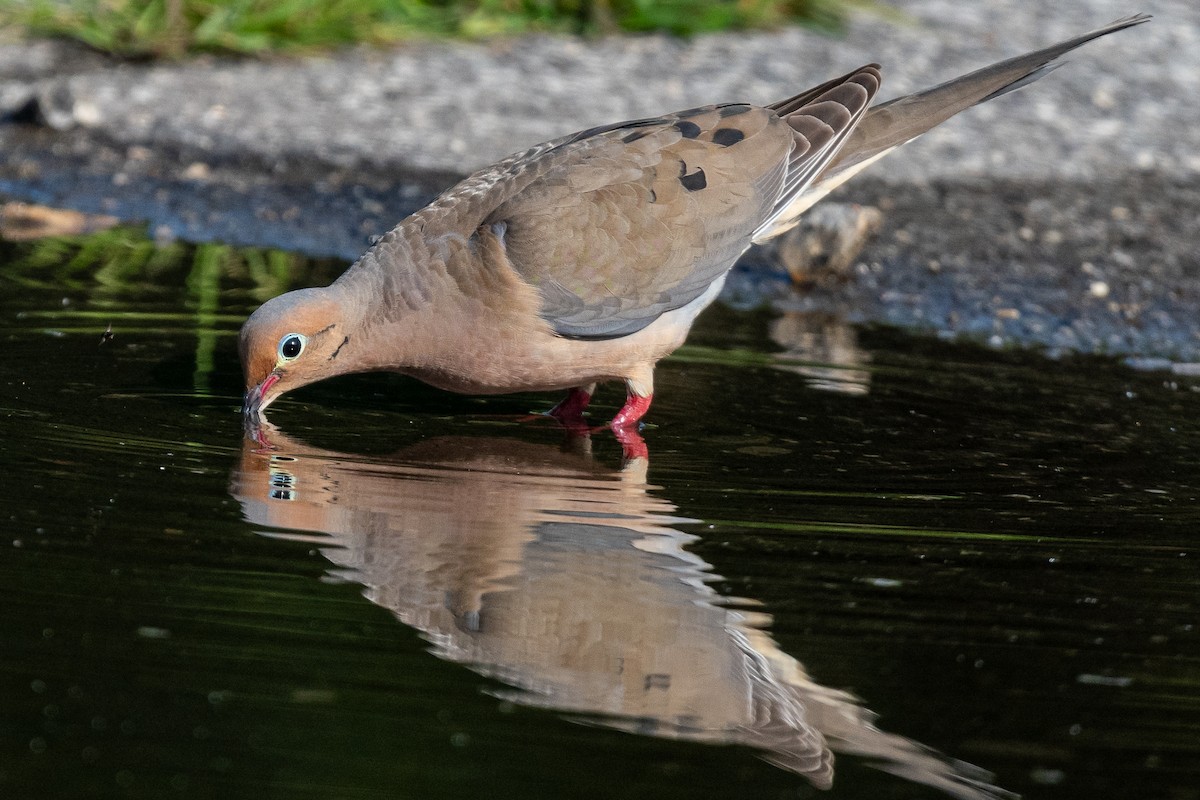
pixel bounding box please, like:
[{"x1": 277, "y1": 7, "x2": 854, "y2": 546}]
[{"x1": 281, "y1": 336, "x2": 302, "y2": 358}]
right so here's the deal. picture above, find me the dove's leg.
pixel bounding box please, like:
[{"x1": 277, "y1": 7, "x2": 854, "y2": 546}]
[
  {"x1": 611, "y1": 369, "x2": 654, "y2": 429},
  {"x1": 549, "y1": 383, "x2": 595, "y2": 420},
  {"x1": 611, "y1": 394, "x2": 653, "y2": 429}
]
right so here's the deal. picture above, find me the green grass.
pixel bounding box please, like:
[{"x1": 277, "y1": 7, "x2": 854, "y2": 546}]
[{"x1": 0, "y1": 0, "x2": 853, "y2": 58}]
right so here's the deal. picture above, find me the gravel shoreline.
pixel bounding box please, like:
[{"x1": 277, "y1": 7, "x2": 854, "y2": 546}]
[{"x1": 1, "y1": 0, "x2": 1197, "y2": 362}]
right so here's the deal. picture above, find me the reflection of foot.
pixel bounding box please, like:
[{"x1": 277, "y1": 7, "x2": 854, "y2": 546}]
[
  {"x1": 611, "y1": 424, "x2": 649, "y2": 461},
  {"x1": 524, "y1": 405, "x2": 591, "y2": 437},
  {"x1": 520, "y1": 406, "x2": 648, "y2": 461}
]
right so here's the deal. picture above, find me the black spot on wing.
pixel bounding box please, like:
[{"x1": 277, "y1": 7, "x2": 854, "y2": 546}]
[
  {"x1": 562, "y1": 116, "x2": 661, "y2": 147},
  {"x1": 676, "y1": 106, "x2": 710, "y2": 119},
  {"x1": 673, "y1": 120, "x2": 701, "y2": 139},
  {"x1": 622, "y1": 129, "x2": 653, "y2": 143},
  {"x1": 711, "y1": 127, "x2": 745, "y2": 147},
  {"x1": 680, "y1": 167, "x2": 707, "y2": 192},
  {"x1": 717, "y1": 104, "x2": 752, "y2": 118}
]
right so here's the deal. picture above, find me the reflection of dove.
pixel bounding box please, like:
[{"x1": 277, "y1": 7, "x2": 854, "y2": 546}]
[
  {"x1": 240, "y1": 18, "x2": 1147, "y2": 434},
  {"x1": 231, "y1": 428, "x2": 1011, "y2": 798}
]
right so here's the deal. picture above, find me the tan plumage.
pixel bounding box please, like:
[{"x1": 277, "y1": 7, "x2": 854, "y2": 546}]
[{"x1": 240, "y1": 15, "x2": 1149, "y2": 430}]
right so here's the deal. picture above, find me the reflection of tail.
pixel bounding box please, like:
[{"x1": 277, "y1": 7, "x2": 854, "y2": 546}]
[
  {"x1": 737, "y1": 626, "x2": 1017, "y2": 800},
  {"x1": 732, "y1": 626, "x2": 835, "y2": 787}
]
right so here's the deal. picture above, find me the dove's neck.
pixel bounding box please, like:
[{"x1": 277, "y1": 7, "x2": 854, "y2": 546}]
[{"x1": 329, "y1": 213, "x2": 484, "y2": 377}]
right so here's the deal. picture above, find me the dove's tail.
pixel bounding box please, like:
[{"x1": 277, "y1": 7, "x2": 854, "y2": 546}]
[{"x1": 753, "y1": 13, "x2": 1151, "y2": 243}]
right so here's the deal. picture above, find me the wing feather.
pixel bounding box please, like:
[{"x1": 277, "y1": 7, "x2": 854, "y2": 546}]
[{"x1": 484, "y1": 67, "x2": 881, "y2": 339}]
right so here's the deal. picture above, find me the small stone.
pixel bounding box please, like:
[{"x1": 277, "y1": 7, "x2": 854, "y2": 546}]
[
  {"x1": 773, "y1": 203, "x2": 884, "y2": 286},
  {"x1": 183, "y1": 162, "x2": 211, "y2": 181},
  {"x1": 72, "y1": 100, "x2": 101, "y2": 126},
  {"x1": 1089, "y1": 281, "x2": 1110, "y2": 299},
  {"x1": 202, "y1": 104, "x2": 227, "y2": 125},
  {"x1": 1091, "y1": 87, "x2": 1116, "y2": 109}
]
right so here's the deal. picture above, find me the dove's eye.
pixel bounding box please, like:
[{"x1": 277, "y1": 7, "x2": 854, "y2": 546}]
[{"x1": 278, "y1": 333, "x2": 306, "y2": 362}]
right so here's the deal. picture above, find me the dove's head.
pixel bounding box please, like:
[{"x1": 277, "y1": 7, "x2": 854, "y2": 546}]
[{"x1": 239, "y1": 287, "x2": 352, "y2": 420}]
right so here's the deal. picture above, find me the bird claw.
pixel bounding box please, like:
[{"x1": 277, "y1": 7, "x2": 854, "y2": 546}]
[{"x1": 529, "y1": 394, "x2": 650, "y2": 461}]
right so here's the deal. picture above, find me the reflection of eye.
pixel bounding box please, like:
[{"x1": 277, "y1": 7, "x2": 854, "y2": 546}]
[
  {"x1": 270, "y1": 470, "x2": 295, "y2": 488},
  {"x1": 278, "y1": 333, "x2": 306, "y2": 361},
  {"x1": 269, "y1": 468, "x2": 296, "y2": 501}
]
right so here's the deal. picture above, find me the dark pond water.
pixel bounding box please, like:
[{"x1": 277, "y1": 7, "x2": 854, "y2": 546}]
[{"x1": 3, "y1": 231, "x2": 1199, "y2": 800}]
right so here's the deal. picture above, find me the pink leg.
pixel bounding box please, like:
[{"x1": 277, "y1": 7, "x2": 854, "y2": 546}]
[
  {"x1": 610, "y1": 393, "x2": 653, "y2": 430},
  {"x1": 549, "y1": 387, "x2": 593, "y2": 420}
]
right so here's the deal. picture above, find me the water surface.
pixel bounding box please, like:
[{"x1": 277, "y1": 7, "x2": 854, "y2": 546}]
[{"x1": 3, "y1": 234, "x2": 1198, "y2": 799}]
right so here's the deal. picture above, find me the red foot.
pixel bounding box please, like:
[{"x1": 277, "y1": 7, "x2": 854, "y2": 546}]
[
  {"x1": 549, "y1": 387, "x2": 593, "y2": 420},
  {"x1": 610, "y1": 393, "x2": 653, "y2": 430}
]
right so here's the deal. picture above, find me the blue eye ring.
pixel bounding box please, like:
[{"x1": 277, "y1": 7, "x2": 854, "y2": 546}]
[{"x1": 278, "y1": 333, "x2": 307, "y2": 362}]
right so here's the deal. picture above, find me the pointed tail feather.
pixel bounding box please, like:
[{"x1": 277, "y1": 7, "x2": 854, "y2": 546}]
[
  {"x1": 752, "y1": 13, "x2": 1150, "y2": 243},
  {"x1": 751, "y1": 65, "x2": 882, "y2": 241},
  {"x1": 828, "y1": 13, "x2": 1150, "y2": 180}
]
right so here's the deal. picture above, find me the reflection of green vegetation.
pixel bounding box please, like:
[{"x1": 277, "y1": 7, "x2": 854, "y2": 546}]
[
  {"x1": 189, "y1": 240, "x2": 224, "y2": 391},
  {"x1": 1, "y1": 228, "x2": 347, "y2": 392},
  {"x1": 2, "y1": 0, "x2": 857, "y2": 57},
  {"x1": 0, "y1": 226, "x2": 344, "y2": 301}
]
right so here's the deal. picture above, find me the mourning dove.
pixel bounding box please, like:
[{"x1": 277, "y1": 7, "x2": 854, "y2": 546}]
[{"x1": 241, "y1": 15, "x2": 1149, "y2": 432}]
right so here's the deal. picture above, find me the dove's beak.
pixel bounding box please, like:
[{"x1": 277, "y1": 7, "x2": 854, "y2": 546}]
[{"x1": 243, "y1": 371, "x2": 281, "y2": 422}]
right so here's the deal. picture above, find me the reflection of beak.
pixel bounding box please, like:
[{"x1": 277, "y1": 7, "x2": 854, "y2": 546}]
[{"x1": 243, "y1": 371, "x2": 281, "y2": 422}]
